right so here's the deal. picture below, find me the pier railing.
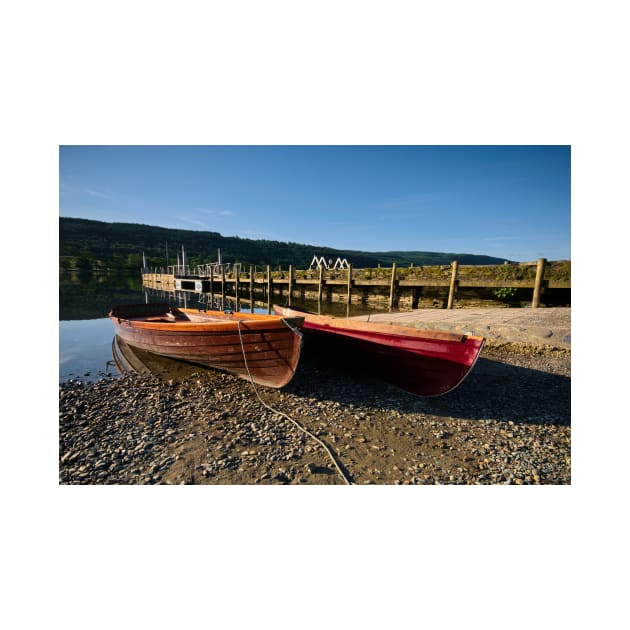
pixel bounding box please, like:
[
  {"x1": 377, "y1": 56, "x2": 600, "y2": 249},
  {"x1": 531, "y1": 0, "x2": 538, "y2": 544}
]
[{"x1": 142, "y1": 258, "x2": 570, "y2": 311}]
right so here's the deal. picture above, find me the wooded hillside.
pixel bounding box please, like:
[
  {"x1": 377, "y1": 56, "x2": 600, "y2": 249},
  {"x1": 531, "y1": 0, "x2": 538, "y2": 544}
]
[{"x1": 59, "y1": 217, "x2": 513, "y2": 272}]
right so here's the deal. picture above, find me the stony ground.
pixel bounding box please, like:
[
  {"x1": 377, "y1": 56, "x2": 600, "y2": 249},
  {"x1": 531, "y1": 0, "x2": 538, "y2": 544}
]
[{"x1": 59, "y1": 346, "x2": 570, "y2": 485}]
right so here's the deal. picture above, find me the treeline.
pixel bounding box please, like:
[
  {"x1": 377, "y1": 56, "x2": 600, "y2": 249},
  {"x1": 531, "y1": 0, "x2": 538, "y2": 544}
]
[{"x1": 59, "y1": 217, "x2": 512, "y2": 273}]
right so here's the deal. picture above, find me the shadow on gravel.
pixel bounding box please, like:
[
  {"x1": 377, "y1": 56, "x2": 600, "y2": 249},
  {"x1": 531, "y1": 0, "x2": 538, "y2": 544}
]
[
  {"x1": 285, "y1": 354, "x2": 571, "y2": 428},
  {"x1": 421, "y1": 357, "x2": 570, "y2": 427},
  {"x1": 107, "y1": 337, "x2": 570, "y2": 429}
]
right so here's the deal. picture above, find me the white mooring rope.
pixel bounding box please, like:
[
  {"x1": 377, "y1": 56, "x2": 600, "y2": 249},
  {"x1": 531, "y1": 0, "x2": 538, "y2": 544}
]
[{"x1": 236, "y1": 320, "x2": 351, "y2": 485}]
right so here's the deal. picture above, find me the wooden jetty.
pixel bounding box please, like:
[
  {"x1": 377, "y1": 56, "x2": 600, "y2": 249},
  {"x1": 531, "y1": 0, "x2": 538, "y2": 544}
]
[{"x1": 142, "y1": 258, "x2": 570, "y2": 313}]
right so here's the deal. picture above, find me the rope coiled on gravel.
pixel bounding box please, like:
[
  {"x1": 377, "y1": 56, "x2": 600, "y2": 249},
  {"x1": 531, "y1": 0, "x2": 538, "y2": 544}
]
[{"x1": 237, "y1": 320, "x2": 351, "y2": 485}]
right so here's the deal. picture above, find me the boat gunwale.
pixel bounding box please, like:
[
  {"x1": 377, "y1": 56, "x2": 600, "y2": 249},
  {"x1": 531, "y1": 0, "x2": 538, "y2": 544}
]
[
  {"x1": 273, "y1": 305, "x2": 483, "y2": 344},
  {"x1": 110, "y1": 304, "x2": 304, "y2": 333}
]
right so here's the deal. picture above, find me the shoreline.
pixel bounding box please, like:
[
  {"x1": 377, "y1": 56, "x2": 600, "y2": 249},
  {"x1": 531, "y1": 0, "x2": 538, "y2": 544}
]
[{"x1": 59, "y1": 345, "x2": 571, "y2": 485}]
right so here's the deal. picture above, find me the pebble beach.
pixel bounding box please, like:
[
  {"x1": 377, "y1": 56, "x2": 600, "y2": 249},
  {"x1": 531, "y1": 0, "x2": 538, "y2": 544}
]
[{"x1": 59, "y1": 340, "x2": 571, "y2": 485}]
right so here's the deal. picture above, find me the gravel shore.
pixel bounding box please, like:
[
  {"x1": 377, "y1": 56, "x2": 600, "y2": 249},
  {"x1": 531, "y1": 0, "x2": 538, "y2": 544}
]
[{"x1": 59, "y1": 341, "x2": 570, "y2": 485}]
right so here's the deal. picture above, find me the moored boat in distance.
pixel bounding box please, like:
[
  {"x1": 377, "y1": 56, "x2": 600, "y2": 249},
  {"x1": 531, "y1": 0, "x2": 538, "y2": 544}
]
[
  {"x1": 273, "y1": 305, "x2": 484, "y2": 397},
  {"x1": 109, "y1": 303, "x2": 304, "y2": 388}
]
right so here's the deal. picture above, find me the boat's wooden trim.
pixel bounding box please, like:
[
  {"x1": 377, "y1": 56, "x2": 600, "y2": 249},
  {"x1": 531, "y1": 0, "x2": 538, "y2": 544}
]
[
  {"x1": 109, "y1": 303, "x2": 304, "y2": 388},
  {"x1": 111, "y1": 304, "x2": 303, "y2": 334},
  {"x1": 274, "y1": 306, "x2": 480, "y2": 343}
]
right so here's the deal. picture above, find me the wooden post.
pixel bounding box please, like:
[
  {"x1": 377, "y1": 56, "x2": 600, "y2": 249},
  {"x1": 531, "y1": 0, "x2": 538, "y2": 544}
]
[
  {"x1": 388, "y1": 262, "x2": 397, "y2": 311},
  {"x1": 532, "y1": 257, "x2": 547, "y2": 308},
  {"x1": 234, "y1": 266, "x2": 240, "y2": 311},
  {"x1": 346, "y1": 264, "x2": 353, "y2": 317},
  {"x1": 249, "y1": 265, "x2": 254, "y2": 312},
  {"x1": 221, "y1": 264, "x2": 226, "y2": 310},
  {"x1": 288, "y1": 264, "x2": 294, "y2": 306},
  {"x1": 210, "y1": 266, "x2": 214, "y2": 308},
  {"x1": 266, "y1": 264, "x2": 272, "y2": 314},
  {"x1": 447, "y1": 260, "x2": 459, "y2": 309},
  {"x1": 317, "y1": 265, "x2": 324, "y2": 314}
]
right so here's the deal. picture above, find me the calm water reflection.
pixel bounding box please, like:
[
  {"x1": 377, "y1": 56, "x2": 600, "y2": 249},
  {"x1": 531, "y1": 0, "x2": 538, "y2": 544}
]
[
  {"x1": 112, "y1": 336, "x2": 221, "y2": 382},
  {"x1": 60, "y1": 271, "x2": 144, "y2": 320},
  {"x1": 59, "y1": 271, "x2": 386, "y2": 383},
  {"x1": 59, "y1": 319, "x2": 117, "y2": 382}
]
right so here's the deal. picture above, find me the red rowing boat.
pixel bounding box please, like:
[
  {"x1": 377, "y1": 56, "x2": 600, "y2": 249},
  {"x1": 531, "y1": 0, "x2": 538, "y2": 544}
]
[
  {"x1": 273, "y1": 305, "x2": 484, "y2": 397},
  {"x1": 109, "y1": 303, "x2": 304, "y2": 388}
]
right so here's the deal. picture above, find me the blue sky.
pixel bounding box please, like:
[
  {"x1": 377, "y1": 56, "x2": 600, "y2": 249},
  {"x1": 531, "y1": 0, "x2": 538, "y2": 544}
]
[{"x1": 59, "y1": 145, "x2": 570, "y2": 261}]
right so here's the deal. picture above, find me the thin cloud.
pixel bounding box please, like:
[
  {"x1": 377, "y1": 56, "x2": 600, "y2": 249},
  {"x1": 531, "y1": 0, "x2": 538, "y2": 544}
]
[
  {"x1": 84, "y1": 188, "x2": 113, "y2": 200},
  {"x1": 198, "y1": 208, "x2": 235, "y2": 217}
]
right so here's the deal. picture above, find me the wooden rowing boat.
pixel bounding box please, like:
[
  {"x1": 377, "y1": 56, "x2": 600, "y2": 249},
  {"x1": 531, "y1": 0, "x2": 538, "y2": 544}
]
[
  {"x1": 109, "y1": 303, "x2": 304, "y2": 388},
  {"x1": 273, "y1": 305, "x2": 484, "y2": 397}
]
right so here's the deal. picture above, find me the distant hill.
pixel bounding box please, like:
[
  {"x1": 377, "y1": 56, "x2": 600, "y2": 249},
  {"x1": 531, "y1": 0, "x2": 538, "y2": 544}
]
[{"x1": 59, "y1": 217, "x2": 512, "y2": 272}]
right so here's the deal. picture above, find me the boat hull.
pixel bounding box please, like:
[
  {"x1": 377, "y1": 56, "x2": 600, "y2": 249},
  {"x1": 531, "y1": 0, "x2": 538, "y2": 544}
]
[
  {"x1": 109, "y1": 304, "x2": 304, "y2": 388},
  {"x1": 274, "y1": 306, "x2": 484, "y2": 397}
]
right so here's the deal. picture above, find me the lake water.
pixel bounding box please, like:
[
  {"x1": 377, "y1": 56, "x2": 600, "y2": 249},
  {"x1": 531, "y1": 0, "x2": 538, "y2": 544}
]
[
  {"x1": 59, "y1": 318, "x2": 119, "y2": 382},
  {"x1": 59, "y1": 271, "x2": 384, "y2": 383}
]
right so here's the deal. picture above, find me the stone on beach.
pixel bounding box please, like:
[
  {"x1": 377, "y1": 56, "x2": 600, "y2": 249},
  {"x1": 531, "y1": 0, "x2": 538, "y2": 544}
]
[{"x1": 59, "y1": 342, "x2": 571, "y2": 485}]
